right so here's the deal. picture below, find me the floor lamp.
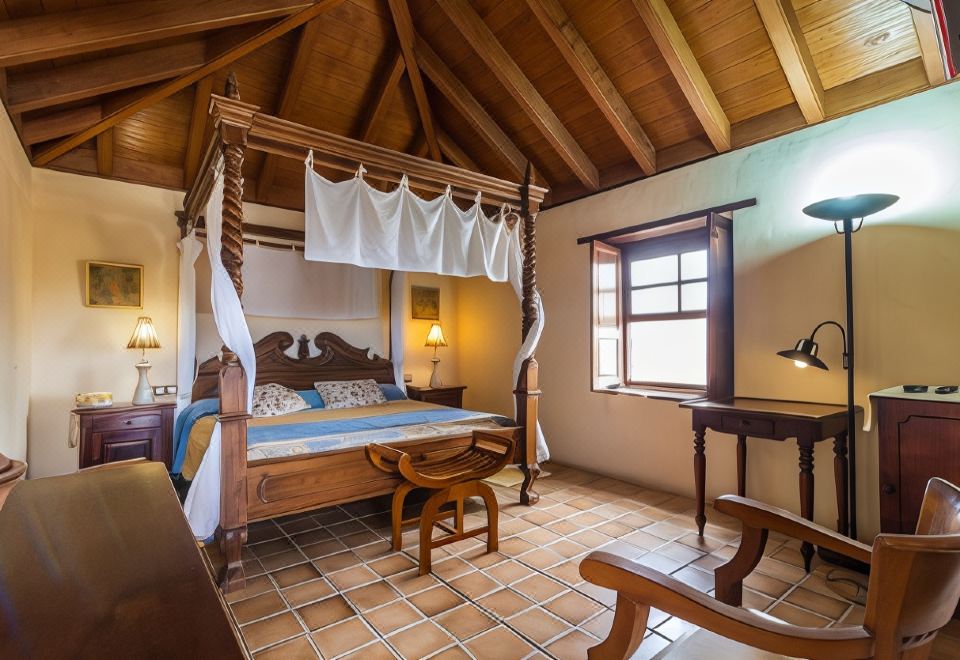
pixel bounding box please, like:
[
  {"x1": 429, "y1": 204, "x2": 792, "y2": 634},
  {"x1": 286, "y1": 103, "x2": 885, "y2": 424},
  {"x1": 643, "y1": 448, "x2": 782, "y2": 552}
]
[{"x1": 777, "y1": 193, "x2": 898, "y2": 545}]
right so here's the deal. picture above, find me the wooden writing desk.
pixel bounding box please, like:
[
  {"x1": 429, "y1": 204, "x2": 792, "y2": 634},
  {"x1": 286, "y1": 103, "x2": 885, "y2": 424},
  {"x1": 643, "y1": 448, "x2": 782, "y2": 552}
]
[
  {"x1": 679, "y1": 397, "x2": 863, "y2": 570},
  {"x1": 0, "y1": 462, "x2": 247, "y2": 659}
]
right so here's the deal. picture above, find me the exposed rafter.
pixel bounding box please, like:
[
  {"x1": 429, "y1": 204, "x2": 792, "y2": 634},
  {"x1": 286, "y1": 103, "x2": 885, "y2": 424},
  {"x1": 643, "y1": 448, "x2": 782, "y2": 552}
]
[
  {"x1": 96, "y1": 128, "x2": 113, "y2": 177},
  {"x1": 415, "y1": 36, "x2": 528, "y2": 181},
  {"x1": 754, "y1": 0, "x2": 825, "y2": 124},
  {"x1": 436, "y1": 0, "x2": 599, "y2": 190},
  {"x1": 256, "y1": 19, "x2": 324, "y2": 201},
  {"x1": 183, "y1": 75, "x2": 215, "y2": 189},
  {"x1": 437, "y1": 129, "x2": 479, "y2": 171},
  {"x1": 22, "y1": 104, "x2": 103, "y2": 145},
  {"x1": 525, "y1": 0, "x2": 656, "y2": 175},
  {"x1": 360, "y1": 51, "x2": 405, "y2": 144},
  {"x1": 32, "y1": 0, "x2": 347, "y2": 168},
  {"x1": 631, "y1": 0, "x2": 731, "y2": 152},
  {"x1": 910, "y1": 6, "x2": 947, "y2": 86},
  {"x1": 386, "y1": 0, "x2": 440, "y2": 161},
  {"x1": 0, "y1": 0, "x2": 316, "y2": 67}
]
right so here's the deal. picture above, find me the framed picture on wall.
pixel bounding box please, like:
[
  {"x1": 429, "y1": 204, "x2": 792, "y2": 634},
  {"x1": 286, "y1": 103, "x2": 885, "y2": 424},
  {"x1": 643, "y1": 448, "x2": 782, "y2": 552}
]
[
  {"x1": 85, "y1": 261, "x2": 143, "y2": 309},
  {"x1": 411, "y1": 285, "x2": 440, "y2": 320}
]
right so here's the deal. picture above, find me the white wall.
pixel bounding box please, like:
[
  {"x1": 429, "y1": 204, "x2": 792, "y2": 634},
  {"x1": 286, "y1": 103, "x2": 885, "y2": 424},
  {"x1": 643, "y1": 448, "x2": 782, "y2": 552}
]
[
  {"x1": 0, "y1": 110, "x2": 33, "y2": 463},
  {"x1": 534, "y1": 82, "x2": 960, "y2": 539}
]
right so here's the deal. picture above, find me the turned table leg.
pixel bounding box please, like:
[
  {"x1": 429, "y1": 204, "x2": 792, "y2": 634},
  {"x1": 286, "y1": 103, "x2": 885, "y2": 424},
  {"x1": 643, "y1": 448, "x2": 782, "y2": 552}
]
[
  {"x1": 737, "y1": 434, "x2": 747, "y2": 497},
  {"x1": 833, "y1": 432, "x2": 849, "y2": 536},
  {"x1": 798, "y1": 440, "x2": 815, "y2": 572},
  {"x1": 694, "y1": 426, "x2": 707, "y2": 536}
]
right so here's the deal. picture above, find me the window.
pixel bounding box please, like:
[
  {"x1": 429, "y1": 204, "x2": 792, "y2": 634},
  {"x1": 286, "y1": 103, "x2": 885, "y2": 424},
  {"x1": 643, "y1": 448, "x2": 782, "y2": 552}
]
[{"x1": 590, "y1": 214, "x2": 734, "y2": 398}]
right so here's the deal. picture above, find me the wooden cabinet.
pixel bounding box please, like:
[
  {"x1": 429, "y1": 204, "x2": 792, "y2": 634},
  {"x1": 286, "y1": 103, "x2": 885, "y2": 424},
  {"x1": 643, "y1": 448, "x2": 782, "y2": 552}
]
[
  {"x1": 406, "y1": 385, "x2": 467, "y2": 409},
  {"x1": 873, "y1": 391, "x2": 960, "y2": 533},
  {"x1": 74, "y1": 400, "x2": 175, "y2": 470}
]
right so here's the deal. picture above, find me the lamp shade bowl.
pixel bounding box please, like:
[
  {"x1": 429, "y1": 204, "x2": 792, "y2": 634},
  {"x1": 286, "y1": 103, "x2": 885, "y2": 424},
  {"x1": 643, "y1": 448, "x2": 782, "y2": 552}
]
[
  {"x1": 802, "y1": 194, "x2": 899, "y2": 221},
  {"x1": 777, "y1": 338, "x2": 829, "y2": 370}
]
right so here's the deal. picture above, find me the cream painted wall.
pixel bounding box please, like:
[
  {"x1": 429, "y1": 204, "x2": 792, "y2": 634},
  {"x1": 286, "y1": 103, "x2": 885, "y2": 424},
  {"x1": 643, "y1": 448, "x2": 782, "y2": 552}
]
[
  {"x1": 0, "y1": 109, "x2": 33, "y2": 463},
  {"x1": 532, "y1": 82, "x2": 960, "y2": 539},
  {"x1": 404, "y1": 273, "x2": 461, "y2": 389}
]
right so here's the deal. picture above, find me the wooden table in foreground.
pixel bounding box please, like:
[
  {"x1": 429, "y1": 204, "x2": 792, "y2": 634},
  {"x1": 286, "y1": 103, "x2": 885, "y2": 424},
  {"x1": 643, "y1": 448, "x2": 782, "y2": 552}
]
[
  {"x1": 0, "y1": 461, "x2": 247, "y2": 659},
  {"x1": 679, "y1": 397, "x2": 863, "y2": 571}
]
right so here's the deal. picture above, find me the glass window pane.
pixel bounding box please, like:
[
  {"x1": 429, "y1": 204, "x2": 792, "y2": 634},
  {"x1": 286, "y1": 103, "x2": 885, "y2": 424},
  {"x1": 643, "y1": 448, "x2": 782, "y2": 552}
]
[
  {"x1": 631, "y1": 255, "x2": 677, "y2": 286},
  {"x1": 681, "y1": 282, "x2": 708, "y2": 311},
  {"x1": 631, "y1": 285, "x2": 677, "y2": 314},
  {"x1": 628, "y1": 319, "x2": 707, "y2": 386},
  {"x1": 598, "y1": 261, "x2": 617, "y2": 291},
  {"x1": 598, "y1": 338, "x2": 619, "y2": 376},
  {"x1": 599, "y1": 292, "x2": 617, "y2": 325},
  {"x1": 681, "y1": 250, "x2": 707, "y2": 280}
]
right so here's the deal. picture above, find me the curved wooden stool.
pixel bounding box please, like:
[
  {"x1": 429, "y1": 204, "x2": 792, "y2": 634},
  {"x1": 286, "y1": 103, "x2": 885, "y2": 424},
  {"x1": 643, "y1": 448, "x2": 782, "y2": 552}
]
[{"x1": 367, "y1": 431, "x2": 514, "y2": 575}]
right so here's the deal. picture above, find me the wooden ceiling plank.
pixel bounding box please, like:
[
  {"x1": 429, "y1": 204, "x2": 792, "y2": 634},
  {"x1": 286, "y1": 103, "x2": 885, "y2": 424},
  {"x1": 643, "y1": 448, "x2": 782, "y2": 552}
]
[
  {"x1": 524, "y1": 0, "x2": 656, "y2": 174},
  {"x1": 7, "y1": 39, "x2": 208, "y2": 114},
  {"x1": 437, "y1": 128, "x2": 480, "y2": 171},
  {"x1": 0, "y1": 0, "x2": 317, "y2": 68},
  {"x1": 360, "y1": 51, "x2": 405, "y2": 144},
  {"x1": 96, "y1": 127, "x2": 113, "y2": 177},
  {"x1": 386, "y1": 0, "x2": 440, "y2": 161},
  {"x1": 415, "y1": 35, "x2": 527, "y2": 180},
  {"x1": 630, "y1": 0, "x2": 731, "y2": 152},
  {"x1": 910, "y1": 5, "x2": 946, "y2": 86},
  {"x1": 256, "y1": 18, "x2": 324, "y2": 200},
  {"x1": 824, "y1": 56, "x2": 928, "y2": 118},
  {"x1": 436, "y1": 0, "x2": 599, "y2": 189},
  {"x1": 22, "y1": 103, "x2": 102, "y2": 145},
  {"x1": 32, "y1": 0, "x2": 348, "y2": 168},
  {"x1": 754, "y1": 0, "x2": 825, "y2": 124},
  {"x1": 183, "y1": 75, "x2": 215, "y2": 188}
]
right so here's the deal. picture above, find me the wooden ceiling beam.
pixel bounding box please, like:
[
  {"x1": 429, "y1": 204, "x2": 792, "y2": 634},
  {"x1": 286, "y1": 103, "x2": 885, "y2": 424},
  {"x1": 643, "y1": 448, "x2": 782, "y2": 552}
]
[
  {"x1": 6, "y1": 39, "x2": 207, "y2": 114},
  {"x1": 630, "y1": 0, "x2": 730, "y2": 152},
  {"x1": 360, "y1": 51, "x2": 405, "y2": 144},
  {"x1": 910, "y1": 6, "x2": 947, "y2": 86},
  {"x1": 96, "y1": 127, "x2": 113, "y2": 177},
  {"x1": 22, "y1": 104, "x2": 102, "y2": 145},
  {"x1": 386, "y1": 0, "x2": 440, "y2": 161},
  {"x1": 436, "y1": 0, "x2": 599, "y2": 189},
  {"x1": 256, "y1": 18, "x2": 324, "y2": 201},
  {"x1": 183, "y1": 75, "x2": 215, "y2": 189},
  {"x1": 415, "y1": 36, "x2": 528, "y2": 181},
  {"x1": 0, "y1": 0, "x2": 317, "y2": 68},
  {"x1": 754, "y1": 0, "x2": 825, "y2": 124},
  {"x1": 32, "y1": 0, "x2": 347, "y2": 168},
  {"x1": 525, "y1": 0, "x2": 656, "y2": 175}
]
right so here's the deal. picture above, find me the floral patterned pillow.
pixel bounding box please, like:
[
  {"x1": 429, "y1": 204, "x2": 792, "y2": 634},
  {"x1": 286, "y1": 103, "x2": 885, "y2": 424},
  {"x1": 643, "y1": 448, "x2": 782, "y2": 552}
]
[
  {"x1": 314, "y1": 379, "x2": 387, "y2": 410},
  {"x1": 252, "y1": 383, "x2": 310, "y2": 418}
]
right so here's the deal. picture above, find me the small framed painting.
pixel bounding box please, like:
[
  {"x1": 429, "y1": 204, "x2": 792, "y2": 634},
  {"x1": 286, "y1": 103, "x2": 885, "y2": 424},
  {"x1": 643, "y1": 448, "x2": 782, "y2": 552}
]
[
  {"x1": 85, "y1": 261, "x2": 143, "y2": 309},
  {"x1": 411, "y1": 285, "x2": 440, "y2": 320}
]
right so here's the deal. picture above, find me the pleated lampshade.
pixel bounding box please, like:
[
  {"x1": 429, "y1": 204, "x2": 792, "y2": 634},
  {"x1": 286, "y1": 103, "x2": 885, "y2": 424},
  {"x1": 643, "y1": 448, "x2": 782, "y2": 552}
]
[
  {"x1": 424, "y1": 323, "x2": 447, "y2": 348},
  {"x1": 127, "y1": 317, "x2": 161, "y2": 350}
]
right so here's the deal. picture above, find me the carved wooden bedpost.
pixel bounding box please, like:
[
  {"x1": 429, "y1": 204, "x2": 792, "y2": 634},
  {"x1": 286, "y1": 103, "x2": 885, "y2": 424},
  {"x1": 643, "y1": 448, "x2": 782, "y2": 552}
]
[
  {"x1": 213, "y1": 73, "x2": 255, "y2": 593},
  {"x1": 516, "y1": 162, "x2": 542, "y2": 506}
]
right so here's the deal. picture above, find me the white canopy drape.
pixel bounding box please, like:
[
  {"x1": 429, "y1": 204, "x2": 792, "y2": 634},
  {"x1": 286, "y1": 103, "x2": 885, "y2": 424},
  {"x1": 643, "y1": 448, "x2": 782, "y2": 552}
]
[
  {"x1": 304, "y1": 157, "x2": 548, "y2": 461},
  {"x1": 176, "y1": 233, "x2": 203, "y2": 417}
]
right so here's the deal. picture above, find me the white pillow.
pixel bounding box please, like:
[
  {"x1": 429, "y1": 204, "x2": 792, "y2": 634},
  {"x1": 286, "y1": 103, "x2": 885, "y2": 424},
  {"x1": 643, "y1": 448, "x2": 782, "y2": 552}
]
[
  {"x1": 252, "y1": 383, "x2": 310, "y2": 418},
  {"x1": 314, "y1": 379, "x2": 387, "y2": 410}
]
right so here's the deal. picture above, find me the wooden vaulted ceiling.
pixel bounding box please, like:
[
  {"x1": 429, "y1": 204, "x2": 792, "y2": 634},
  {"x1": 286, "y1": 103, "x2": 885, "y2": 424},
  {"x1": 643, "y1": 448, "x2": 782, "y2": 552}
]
[{"x1": 0, "y1": 0, "x2": 947, "y2": 209}]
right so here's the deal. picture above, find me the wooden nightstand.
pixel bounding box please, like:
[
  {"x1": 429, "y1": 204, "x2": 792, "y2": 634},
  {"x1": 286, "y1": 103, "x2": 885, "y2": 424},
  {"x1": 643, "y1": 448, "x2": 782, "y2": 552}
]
[
  {"x1": 73, "y1": 399, "x2": 176, "y2": 470},
  {"x1": 407, "y1": 385, "x2": 467, "y2": 408}
]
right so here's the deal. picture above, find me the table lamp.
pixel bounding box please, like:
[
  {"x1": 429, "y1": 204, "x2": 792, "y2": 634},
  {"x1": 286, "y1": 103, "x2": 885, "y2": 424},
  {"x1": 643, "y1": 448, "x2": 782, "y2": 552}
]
[
  {"x1": 424, "y1": 322, "x2": 447, "y2": 388},
  {"x1": 127, "y1": 316, "x2": 161, "y2": 405}
]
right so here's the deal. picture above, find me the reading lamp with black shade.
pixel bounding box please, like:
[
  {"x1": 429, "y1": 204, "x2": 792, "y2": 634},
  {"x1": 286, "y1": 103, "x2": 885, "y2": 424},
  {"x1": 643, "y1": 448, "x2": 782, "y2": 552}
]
[{"x1": 777, "y1": 194, "x2": 898, "y2": 549}]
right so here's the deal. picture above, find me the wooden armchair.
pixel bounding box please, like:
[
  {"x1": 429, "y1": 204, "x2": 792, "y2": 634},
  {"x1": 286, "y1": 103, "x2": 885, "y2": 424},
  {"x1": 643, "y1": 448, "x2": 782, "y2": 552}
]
[{"x1": 580, "y1": 478, "x2": 960, "y2": 660}]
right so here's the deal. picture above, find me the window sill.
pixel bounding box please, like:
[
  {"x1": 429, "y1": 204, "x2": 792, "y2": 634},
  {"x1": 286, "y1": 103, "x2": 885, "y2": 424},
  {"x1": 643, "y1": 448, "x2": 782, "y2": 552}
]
[{"x1": 592, "y1": 386, "x2": 706, "y2": 403}]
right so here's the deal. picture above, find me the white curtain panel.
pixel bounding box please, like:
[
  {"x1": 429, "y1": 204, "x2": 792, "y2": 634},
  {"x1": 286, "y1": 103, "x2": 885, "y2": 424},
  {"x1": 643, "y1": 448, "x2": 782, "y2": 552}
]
[
  {"x1": 390, "y1": 271, "x2": 408, "y2": 394},
  {"x1": 304, "y1": 158, "x2": 548, "y2": 461},
  {"x1": 183, "y1": 171, "x2": 258, "y2": 538},
  {"x1": 175, "y1": 233, "x2": 203, "y2": 418}
]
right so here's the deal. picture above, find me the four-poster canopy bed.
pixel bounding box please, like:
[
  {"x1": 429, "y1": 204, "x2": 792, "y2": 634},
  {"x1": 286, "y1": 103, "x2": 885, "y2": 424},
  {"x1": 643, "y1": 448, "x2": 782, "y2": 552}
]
[{"x1": 177, "y1": 77, "x2": 548, "y2": 592}]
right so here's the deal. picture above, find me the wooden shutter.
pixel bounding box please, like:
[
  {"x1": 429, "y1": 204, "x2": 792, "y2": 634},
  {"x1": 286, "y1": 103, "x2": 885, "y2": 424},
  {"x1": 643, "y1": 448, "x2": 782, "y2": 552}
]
[
  {"x1": 591, "y1": 240, "x2": 623, "y2": 389},
  {"x1": 706, "y1": 212, "x2": 734, "y2": 400}
]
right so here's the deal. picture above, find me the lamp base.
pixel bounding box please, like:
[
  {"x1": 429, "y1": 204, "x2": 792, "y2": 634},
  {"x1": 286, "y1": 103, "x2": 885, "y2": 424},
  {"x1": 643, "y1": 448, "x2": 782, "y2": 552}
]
[
  {"x1": 132, "y1": 360, "x2": 155, "y2": 405},
  {"x1": 429, "y1": 357, "x2": 443, "y2": 388}
]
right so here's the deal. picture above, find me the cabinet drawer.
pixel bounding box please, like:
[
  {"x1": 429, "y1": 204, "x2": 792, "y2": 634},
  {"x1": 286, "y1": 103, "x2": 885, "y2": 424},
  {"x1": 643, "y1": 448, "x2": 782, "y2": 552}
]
[
  {"x1": 424, "y1": 392, "x2": 461, "y2": 408},
  {"x1": 720, "y1": 415, "x2": 774, "y2": 436},
  {"x1": 94, "y1": 428, "x2": 162, "y2": 464},
  {"x1": 92, "y1": 409, "x2": 162, "y2": 432}
]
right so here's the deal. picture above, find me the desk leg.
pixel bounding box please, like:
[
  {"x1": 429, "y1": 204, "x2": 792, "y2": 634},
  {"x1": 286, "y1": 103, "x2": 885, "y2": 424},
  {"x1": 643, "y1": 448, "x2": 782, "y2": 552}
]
[
  {"x1": 736, "y1": 434, "x2": 747, "y2": 497},
  {"x1": 694, "y1": 427, "x2": 706, "y2": 536},
  {"x1": 833, "y1": 432, "x2": 849, "y2": 536},
  {"x1": 798, "y1": 441, "x2": 815, "y2": 572}
]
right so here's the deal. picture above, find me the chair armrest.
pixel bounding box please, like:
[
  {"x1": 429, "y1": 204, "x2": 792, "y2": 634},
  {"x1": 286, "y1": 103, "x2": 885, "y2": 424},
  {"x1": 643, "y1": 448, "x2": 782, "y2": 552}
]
[
  {"x1": 714, "y1": 495, "x2": 872, "y2": 564},
  {"x1": 580, "y1": 551, "x2": 874, "y2": 659}
]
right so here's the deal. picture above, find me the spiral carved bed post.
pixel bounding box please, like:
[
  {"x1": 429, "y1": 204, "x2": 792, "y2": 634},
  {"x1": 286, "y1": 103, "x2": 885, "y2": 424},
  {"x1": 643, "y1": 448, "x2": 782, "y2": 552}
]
[
  {"x1": 516, "y1": 162, "x2": 542, "y2": 506},
  {"x1": 214, "y1": 73, "x2": 252, "y2": 594}
]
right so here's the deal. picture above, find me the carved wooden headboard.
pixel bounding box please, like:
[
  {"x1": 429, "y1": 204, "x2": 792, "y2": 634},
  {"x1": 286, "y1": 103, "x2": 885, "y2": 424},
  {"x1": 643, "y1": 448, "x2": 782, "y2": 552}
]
[{"x1": 192, "y1": 332, "x2": 394, "y2": 402}]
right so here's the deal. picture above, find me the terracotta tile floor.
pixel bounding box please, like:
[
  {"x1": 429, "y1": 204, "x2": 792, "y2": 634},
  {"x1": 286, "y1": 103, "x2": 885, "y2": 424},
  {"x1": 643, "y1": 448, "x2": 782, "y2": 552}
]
[{"x1": 206, "y1": 464, "x2": 960, "y2": 659}]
